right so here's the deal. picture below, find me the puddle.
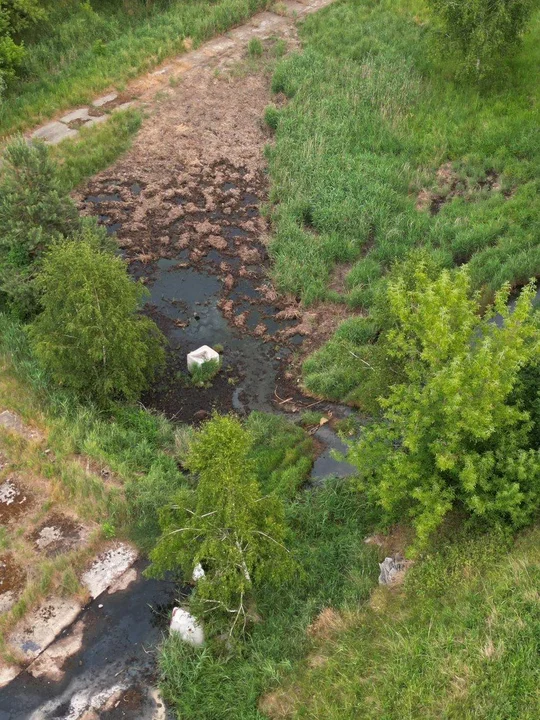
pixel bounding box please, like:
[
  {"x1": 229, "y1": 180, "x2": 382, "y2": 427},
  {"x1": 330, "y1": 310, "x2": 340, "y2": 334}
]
[
  {"x1": 0, "y1": 560, "x2": 178, "y2": 720},
  {"x1": 309, "y1": 426, "x2": 358, "y2": 484}
]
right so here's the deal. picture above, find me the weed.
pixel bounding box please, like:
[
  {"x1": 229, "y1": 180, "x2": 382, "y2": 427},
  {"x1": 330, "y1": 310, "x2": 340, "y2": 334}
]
[{"x1": 247, "y1": 38, "x2": 263, "y2": 58}]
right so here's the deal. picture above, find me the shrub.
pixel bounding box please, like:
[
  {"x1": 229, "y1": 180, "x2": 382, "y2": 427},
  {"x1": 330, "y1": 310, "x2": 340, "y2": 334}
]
[
  {"x1": 148, "y1": 413, "x2": 293, "y2": 633},
  {"x1": 29, "y1": 235, "x2": 165, "y2": 404},
  {"x1": 0, "y1": 137, "x2": 85, "y2": 316},
  {"x1": 349, "y1": 264, "x2": 540, "y2": 549},
  {"x1": 427, "y1": 0, "x2": 534, "y2": 79},
  {"x1": 0, "y1": 0, "x2": 44, "y2": 86}
]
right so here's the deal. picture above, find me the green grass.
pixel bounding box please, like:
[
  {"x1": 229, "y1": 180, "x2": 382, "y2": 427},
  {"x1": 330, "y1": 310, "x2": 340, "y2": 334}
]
[
  {"x1": 49, "y1": 108, "x2": 142, "y2": 192},
  {"x1": 158, "y1": 480, "x2": 380, "y2": 720},
  {"x1": 2, "y1": 0, "x2": 270, "y2": 136},
  {"x1": 265, "y1": 0, "x2": 540, "y2": 402},
  {"x1": 266, "y1": 524, "x2": 540, "y2": 719}
]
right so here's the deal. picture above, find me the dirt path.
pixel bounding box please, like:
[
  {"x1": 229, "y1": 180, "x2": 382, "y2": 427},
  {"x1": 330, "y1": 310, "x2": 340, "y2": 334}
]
[{"x1": 30, "y1": 0, "x2": 334, "y2": 145}]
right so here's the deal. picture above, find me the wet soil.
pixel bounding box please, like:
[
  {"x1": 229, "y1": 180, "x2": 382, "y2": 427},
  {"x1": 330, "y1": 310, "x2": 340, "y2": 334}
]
[
  {"x1": 0, "y1": 476, "x2": 33, "y2": 524},
  {"x1": 30, "y1": 513, "x2": 86, "y2": 558},
  {"x1": 0, "y1": 554, "x2": 26, "y2": 613}
]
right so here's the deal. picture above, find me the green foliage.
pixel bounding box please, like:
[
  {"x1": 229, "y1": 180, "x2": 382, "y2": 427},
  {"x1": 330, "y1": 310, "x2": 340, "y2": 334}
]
[
  {"x1": 50, "y1": 107, "x2": 142, "y2": 193},
  {"x1": 0, "y1": 0, "x2": 44, "y2": 89},
  {"x1": 188, "y1": 359, "x2": 221, "y2": 388},
  {"x1": 266, "y1": 0, "x2": 540, "y2": 401},
  {"x1": 29, "y1": 236, "x2": 165, "y2": 404},
  {"x1": 148, "y1": 413, "x2": 293, "y2": 631},
  {"x1": 0, "y1": 0, "x2": 271, "y2": 135},
  {"x1": 262, "y1": 525, "x2": 540, "y2": 720},
  {"x1": 427, "y1": 0, "x2": 534, "y2": 79},
  {"x1": 247, "y1": 37, "x2": 263, "y2": 57},
  {"x1": 0, "y1": 137, "x2": 82, "y2": 316},
  {"x1": 246, "y1": 411, "x2": 315, "y2": 499},
  {"x1": 349, "y1": 265, "x2": 540, "y2": 548},
  {"x1": 158, "y1": 480, "x2": 380, "y2": 720},
  {"x1": 264, "y1": 103, "x2": 280, "y2": 130}
]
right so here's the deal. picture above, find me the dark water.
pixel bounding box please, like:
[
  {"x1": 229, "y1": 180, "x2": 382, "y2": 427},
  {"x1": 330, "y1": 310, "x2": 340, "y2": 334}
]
[{"x1": 0, "y1": 562, "x2": 178, "y2": 720}]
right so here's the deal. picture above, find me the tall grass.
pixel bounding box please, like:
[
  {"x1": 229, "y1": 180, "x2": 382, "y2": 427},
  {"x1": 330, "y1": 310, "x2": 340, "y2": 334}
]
[
  {"x1": 265, "y1": 0, "x2": 540, "y2": 402},
  {"x1": 1, "y1": 0, "x2": 270, "y2": 136},
  {"x1": 267, "y1": 524, "x2": 540, "y2": 719}
]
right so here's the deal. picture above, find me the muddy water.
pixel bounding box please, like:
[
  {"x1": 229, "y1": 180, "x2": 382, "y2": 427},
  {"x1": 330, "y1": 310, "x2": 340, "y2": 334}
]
[{"x1": 0, "y1": 562, "x2": 179, "y2": 720}]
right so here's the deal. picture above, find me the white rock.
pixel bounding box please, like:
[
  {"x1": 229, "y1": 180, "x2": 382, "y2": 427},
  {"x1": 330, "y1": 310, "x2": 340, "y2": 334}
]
[
  {"x1": 187, "y1": 345, "x2": 220, "y2": 373},
  {"x1": 192, "y1": 563, "x2": 205, "y2": 582},
  {"x1": 169, "y1": 607, "x2": 204, "y2": 646}
]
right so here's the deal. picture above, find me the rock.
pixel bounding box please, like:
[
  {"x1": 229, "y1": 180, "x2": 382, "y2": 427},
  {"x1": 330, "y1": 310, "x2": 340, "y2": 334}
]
[
  {"x1": 378, "y1": 555, "x2": 410, "y2": 585},
  {"x1": 187, "y1": 345, "x2": 220, "y2": 372},
  {"x1": 193, "y1": 410, "x2": 210, "y2": 423},
  {"x1": 169, "y1": 607, "x2": 204, "y2": 647}
]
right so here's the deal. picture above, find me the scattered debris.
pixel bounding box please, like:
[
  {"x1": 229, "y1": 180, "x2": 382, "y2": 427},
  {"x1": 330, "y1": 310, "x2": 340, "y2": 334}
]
[
  {"x1": 378, "y1": 555, "x2": 412, "y2": 586},
  {"x1": 187, "y1": 345, "x2": 220, "y2": 372},
  {"x1": 169, "y1": 607, "x2": 204, "y2": 646}
]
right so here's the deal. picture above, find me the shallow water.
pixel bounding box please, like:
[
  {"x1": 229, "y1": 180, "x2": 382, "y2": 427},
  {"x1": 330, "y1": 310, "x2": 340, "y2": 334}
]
[{"x1": 0, "y1": 561, "x2": 178, "y2": 720}]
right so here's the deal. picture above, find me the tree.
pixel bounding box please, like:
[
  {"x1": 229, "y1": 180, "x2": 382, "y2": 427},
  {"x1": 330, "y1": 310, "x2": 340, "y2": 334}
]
[
  {"x1": 427, "y1": 0, "x2": 534, "y2": 79},
  {"x1": 0, "y1": 137, "x2": 84, "y2": 316},
  {"x1": 148, "y1": 414, "x2": 293, "y2": 633},
  {"x1": 0, "y1": 1, "x2": 45, "y2": 93},
  {"x1": 348, "y1": 265, "x2": 540, "y2": 550},
  {"x1": 29, "y1": 234, "x2": 165, "y2": 403}
]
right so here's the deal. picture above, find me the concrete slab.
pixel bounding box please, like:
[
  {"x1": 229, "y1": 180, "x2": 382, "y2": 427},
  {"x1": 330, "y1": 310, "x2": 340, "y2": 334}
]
[
  {"x1": 0, "y1": 661, "x2": 20, "y2": 689},
  {"x1": 0, "y1": 410, "x2": 43, "y2": 441},
  {"x1": 81, "y1": 543, "x2": 138, "y2": 599},
  {"x1": 112, "y1": 101, "x2": 134, "y2": 113},
  {"x1": 92, "y1": 92, "x2": 118, "y2": 108},
  {"x1": 60, "y1": 107, "x2": 92, "y2": 123},
  {"x1": 30, "y1": 121, "x2": 78, "y2": 145},
  {"x1": 8, "y1": 596, "x2": 82, "y2": 661},
  {"x1": 79, "y1": 115, "x2": 107, "y2": 131},
  {"x1": 27, "y1": 619, "x2": 85, "y2": 681}
]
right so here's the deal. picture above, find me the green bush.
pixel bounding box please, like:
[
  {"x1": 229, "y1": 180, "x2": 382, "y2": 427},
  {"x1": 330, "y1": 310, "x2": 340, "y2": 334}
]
[
  {"x1": 0, "y1": 137, "x2": 85, "y2": 316},
  {"x1": 428, "y1": 0, "x2": 534, "y2": 79},
  {"x1": 29, "y1": 235, "x2": 165, "y2": 404},
  {"x1": 0, "y1": 0, "x2": 44, "y2": 90},
  {"x1": 148, "y1": 413, "x2": 293, "y2": 633},
  {"x1": 349, "y1": 264, "x2": 540, "y2": 549}
]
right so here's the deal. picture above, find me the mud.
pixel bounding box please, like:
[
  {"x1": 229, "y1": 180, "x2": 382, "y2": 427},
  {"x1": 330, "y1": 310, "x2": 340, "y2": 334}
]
[
  {"x1": 30, "y1": 513, "x2": 88, "y2": 557},
  {"x1": 416, "y1": 163, "x2": 506, "y2": 216},
  {"x1": 0, "y1": 476, "x2": 33, "y2": 524},
  {"x1": 0, "y1": 553, "x2": 26, "y2": 614}
]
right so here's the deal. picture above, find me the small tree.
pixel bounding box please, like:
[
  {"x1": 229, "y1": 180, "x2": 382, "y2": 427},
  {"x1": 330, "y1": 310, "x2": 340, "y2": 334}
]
[
  {"x1": 0, "y1": 137, "x2": 82, "y2": 316},
  {"x1": 149, "y1": 414, "x2": 293, "y2": 633},
  {"x1": 29, "y1": 234, "x2": 165, "y2": 403},
  {"x1": 349, "y1": 265, "x2": 540, "y2": 549},
  {"x1": 427, "y1": 0, "x2": 534, "y2": 79}
]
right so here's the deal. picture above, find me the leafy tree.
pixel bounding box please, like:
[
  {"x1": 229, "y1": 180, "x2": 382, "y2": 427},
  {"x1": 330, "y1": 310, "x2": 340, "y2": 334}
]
[
  {"x1": 29, "y1": 235, "x2": 165, "y2": 403},
  {"x1": 0, "y1": 138, "x2": 85, "y2": 316},
  {"x1": 349, "y1": 265, "x2": 540, "y2": 550},
  {"x1": 148, "y1": 413, "x2": 293, "y2": 633},
  {"x1": 427, "y1": 0, "x2": 534, "y2": 79},
  {"x1": 0, "y1": 1, "x2": 45, "y2": 89}
]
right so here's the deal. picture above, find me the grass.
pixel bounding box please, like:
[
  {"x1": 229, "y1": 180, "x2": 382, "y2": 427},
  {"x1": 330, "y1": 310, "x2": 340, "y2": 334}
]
[
  {"x1": 49, "y1": 107, "x2": 142, "y2": 193},
  {"x1": 1, "y1": 0, "x2": 271, "y2": 137},
  {"x1": 264, "y1": 0, "x2": 540, "y2": 402},
  {"x1": 263, "y1": 524, "x2": 540, "y2": 719}
]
